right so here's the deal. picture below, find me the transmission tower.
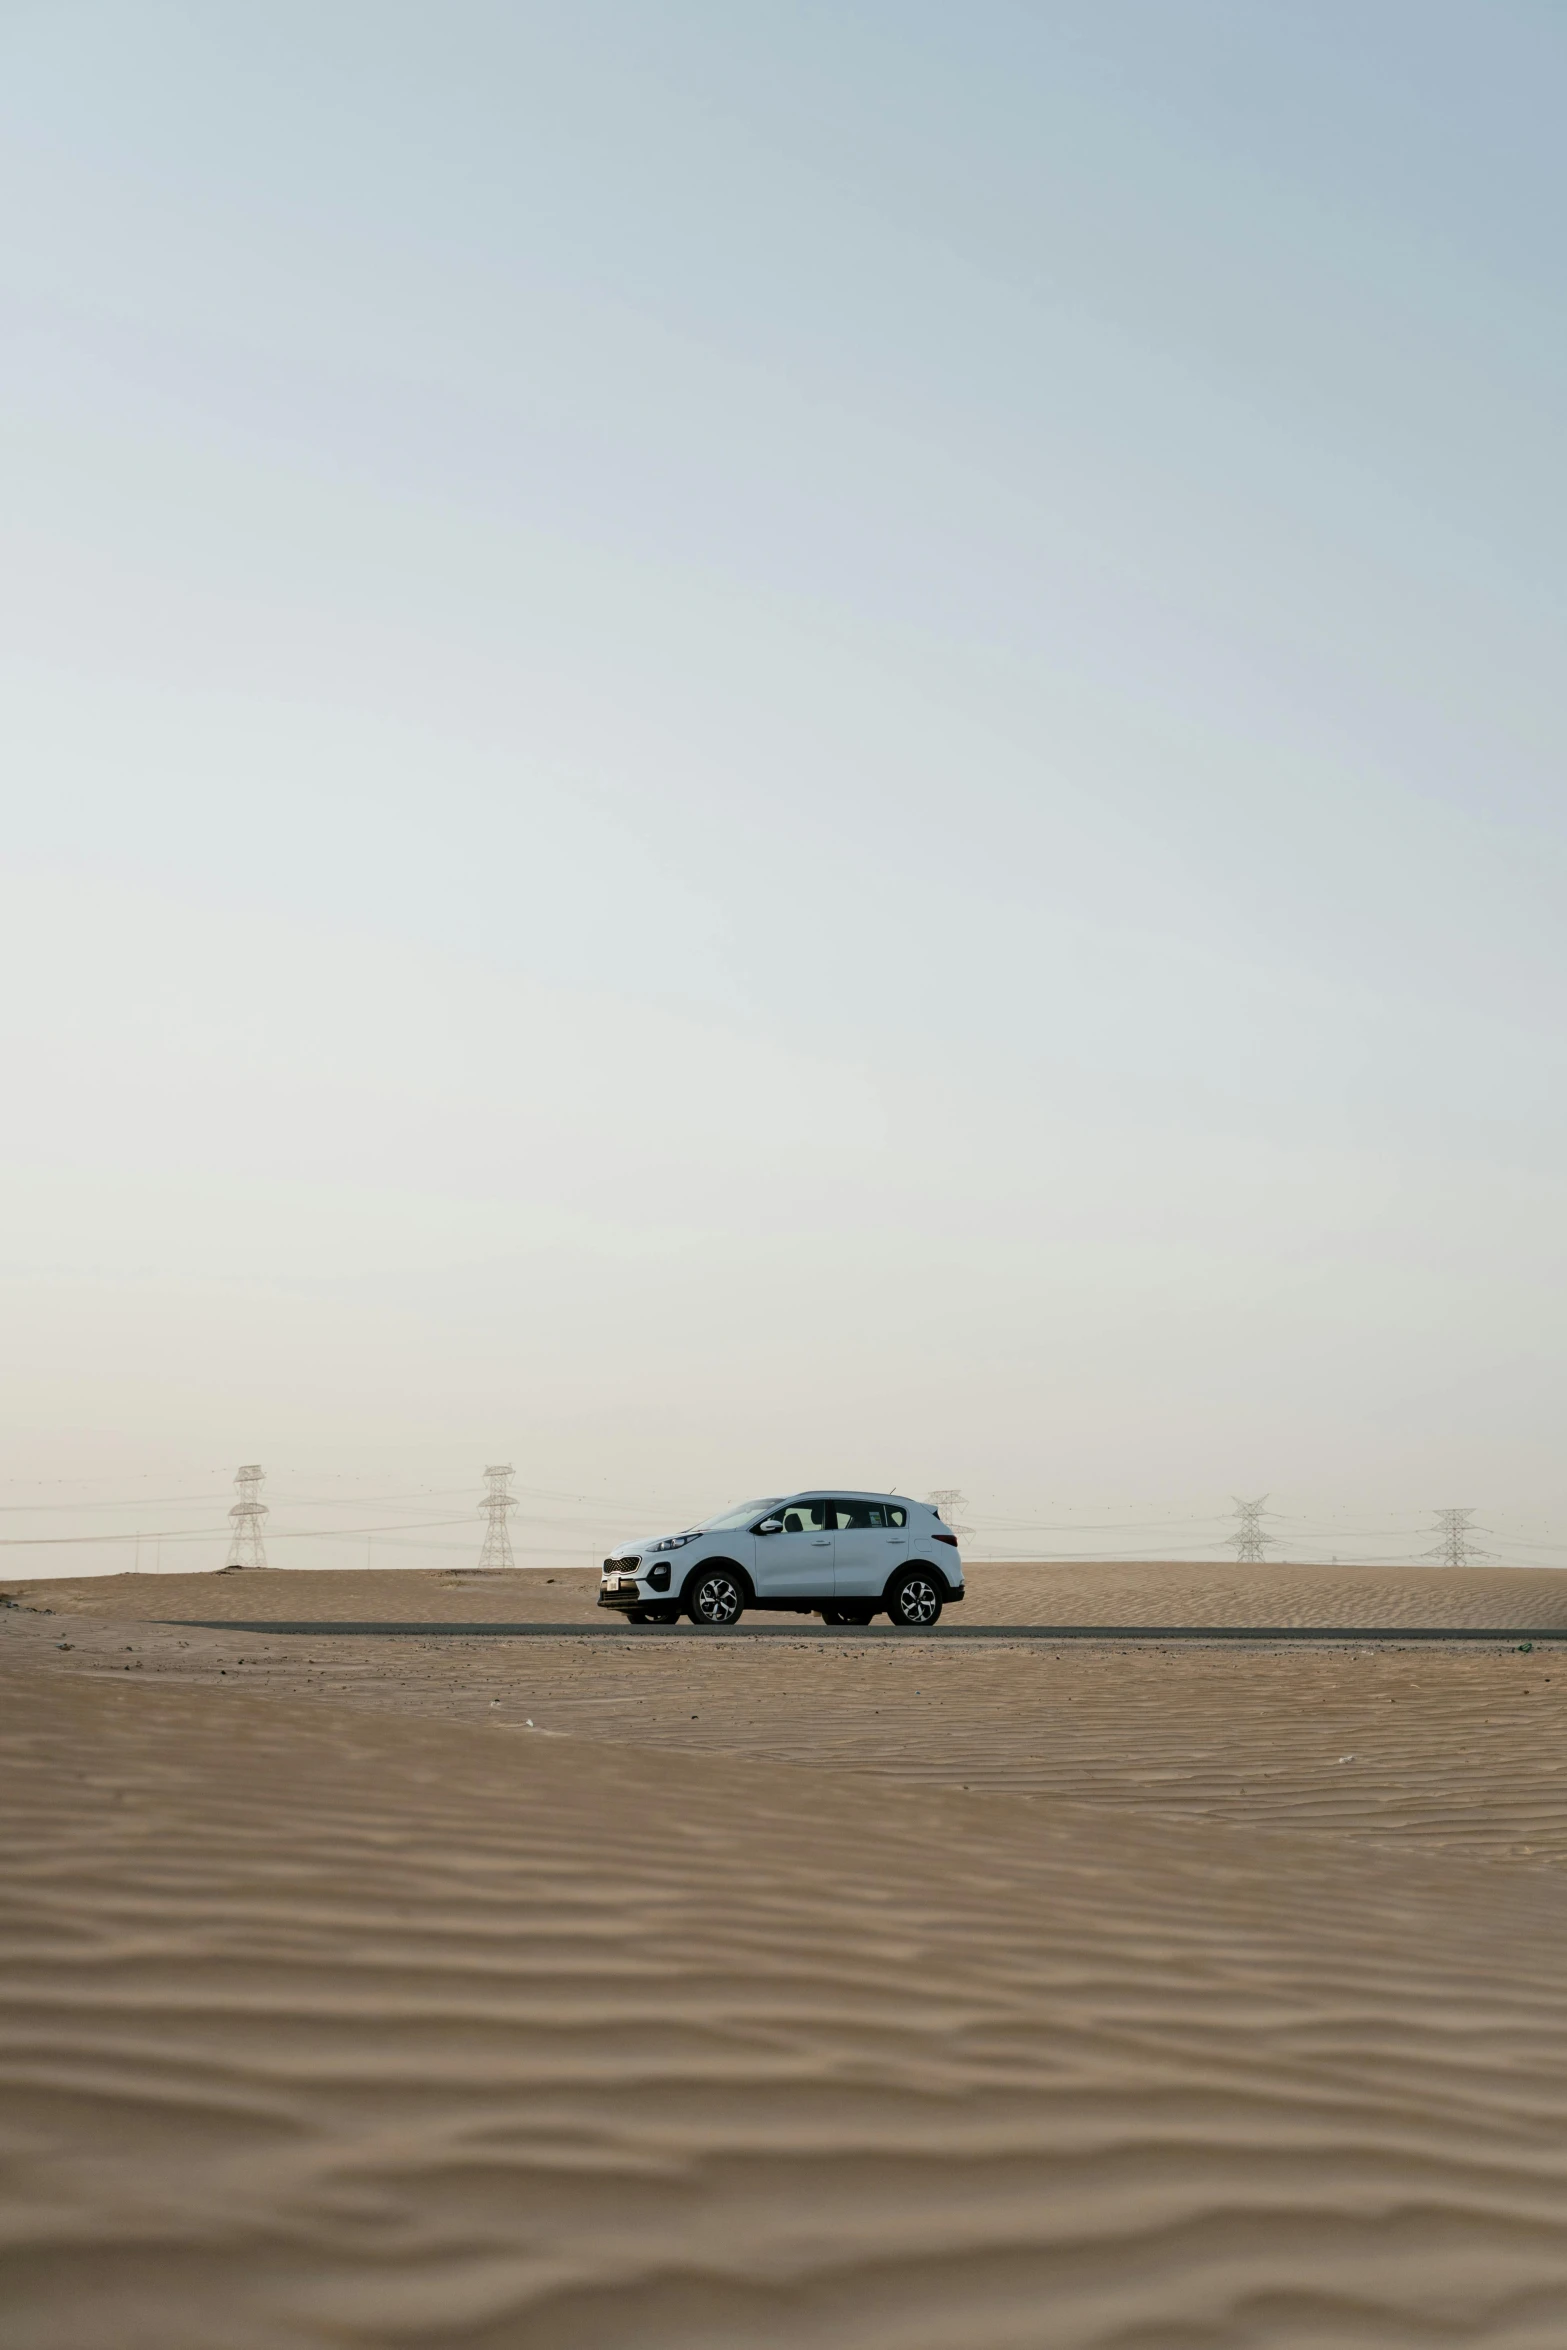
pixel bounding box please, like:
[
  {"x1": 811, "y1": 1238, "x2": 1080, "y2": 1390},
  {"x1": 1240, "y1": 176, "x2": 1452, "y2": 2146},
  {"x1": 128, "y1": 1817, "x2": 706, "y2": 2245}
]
[
  {"x1": 477, "y1": 1464, "x2": 518, "y2": 1570},
  {"x1": 225, "y1": 1464, "x2": 269, "y2": 1570},
  {"x1": 926, "y1": 1489, "x2": 970, "y2": 1537},
  {"x1": 1427, "y1": 1507, "x2": 1486, "y2": 1568},
  {"x1": 1225, "y1": 1495, "x2": 1277, "y2": 1564}
]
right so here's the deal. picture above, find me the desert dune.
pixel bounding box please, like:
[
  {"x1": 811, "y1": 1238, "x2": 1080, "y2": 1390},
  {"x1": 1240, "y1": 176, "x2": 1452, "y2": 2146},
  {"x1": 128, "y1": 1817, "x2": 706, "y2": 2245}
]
[{"x1": 5, "y1": 1564, "x2": 1567, "y2": 2346}]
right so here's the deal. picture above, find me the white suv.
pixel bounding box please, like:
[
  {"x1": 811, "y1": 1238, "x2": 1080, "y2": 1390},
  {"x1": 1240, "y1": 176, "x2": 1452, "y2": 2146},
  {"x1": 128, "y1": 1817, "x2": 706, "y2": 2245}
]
[{"x1": 598, "y1": 1491, "x2": 964, "y2": 1629}]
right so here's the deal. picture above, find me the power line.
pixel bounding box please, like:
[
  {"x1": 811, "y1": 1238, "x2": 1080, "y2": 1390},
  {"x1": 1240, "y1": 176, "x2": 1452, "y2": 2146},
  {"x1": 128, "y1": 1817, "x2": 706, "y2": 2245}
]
[
  {"x1": 0, "y1": 1493, "x2": 234, "y2": 1515},
  {"x1": 0, "y1": 1515, "x2": 490, "y2": 1550},
  {"x1": 4, "y1": 1465, "x2": 1561, "y2": 1574}
]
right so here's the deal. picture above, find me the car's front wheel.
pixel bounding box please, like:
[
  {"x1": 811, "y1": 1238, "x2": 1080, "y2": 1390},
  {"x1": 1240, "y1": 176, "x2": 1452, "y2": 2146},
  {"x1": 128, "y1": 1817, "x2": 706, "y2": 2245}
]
[
  {"x1": 886, "y1": 1571, "x2": 943, "y2": 1629},
  {"x1": 685, "y1": 1566, "x2": 746, "y2": 1628}
]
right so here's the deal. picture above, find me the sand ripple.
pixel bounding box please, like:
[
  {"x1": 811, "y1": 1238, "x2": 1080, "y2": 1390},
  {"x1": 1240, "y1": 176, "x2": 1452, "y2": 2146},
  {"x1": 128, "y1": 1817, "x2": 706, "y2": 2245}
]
[{"x1": 6, "y1": 1643, "x2": 1567, "y2": 2347}]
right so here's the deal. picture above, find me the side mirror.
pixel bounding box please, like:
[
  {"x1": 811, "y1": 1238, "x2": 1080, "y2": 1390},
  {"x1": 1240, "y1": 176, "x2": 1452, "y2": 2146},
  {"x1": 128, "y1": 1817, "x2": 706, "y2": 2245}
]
[{"x1": 757, "y1": 1519, "x2": 783, "y2": 1535}]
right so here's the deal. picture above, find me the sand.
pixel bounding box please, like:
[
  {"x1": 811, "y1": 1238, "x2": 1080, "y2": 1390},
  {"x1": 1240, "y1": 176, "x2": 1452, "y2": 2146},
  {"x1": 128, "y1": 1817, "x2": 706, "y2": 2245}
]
[
  {"x1": 5, "y1": 1563, "x2": 1567, "y2": 2346},
  {"x1": 28, "y1": 1555, "x2": 1567, "y2": 1630}
]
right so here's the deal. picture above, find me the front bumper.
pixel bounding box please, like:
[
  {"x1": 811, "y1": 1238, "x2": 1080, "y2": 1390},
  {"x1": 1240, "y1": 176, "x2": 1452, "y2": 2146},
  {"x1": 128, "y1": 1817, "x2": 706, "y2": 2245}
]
[{"x1": 598, "y1": 1580, "x2": 646, "y2": 1610}]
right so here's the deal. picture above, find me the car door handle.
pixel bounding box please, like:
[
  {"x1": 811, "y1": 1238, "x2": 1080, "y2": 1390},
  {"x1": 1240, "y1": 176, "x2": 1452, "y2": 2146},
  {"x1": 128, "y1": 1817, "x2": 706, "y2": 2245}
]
[
  {"x1": 888, "y1": 1537, "x2": 906, "y2": 1544},
  {"x1": 812, "y1": 1538, "x2": 830, "y2": 1547}
]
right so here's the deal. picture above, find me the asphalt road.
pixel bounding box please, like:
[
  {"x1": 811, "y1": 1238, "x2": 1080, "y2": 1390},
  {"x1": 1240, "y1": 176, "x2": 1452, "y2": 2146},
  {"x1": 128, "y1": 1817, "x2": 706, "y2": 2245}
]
[{"x1": 173, "y1": 1620, "x2": 1567, "y2": 1644}]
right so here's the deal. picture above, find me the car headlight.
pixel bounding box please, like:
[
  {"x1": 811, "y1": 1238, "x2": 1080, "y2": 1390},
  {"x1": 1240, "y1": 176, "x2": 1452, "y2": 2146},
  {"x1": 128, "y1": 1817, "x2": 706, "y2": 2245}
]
[{"x1": 648, "y1": 1533, "x2": 697, "y2": 1552}]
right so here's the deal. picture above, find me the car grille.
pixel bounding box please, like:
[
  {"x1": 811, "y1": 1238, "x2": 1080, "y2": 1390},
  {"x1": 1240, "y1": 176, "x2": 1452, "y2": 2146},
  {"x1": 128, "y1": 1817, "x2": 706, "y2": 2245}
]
[{"x1": 603, "y1": 1555, "x2": 640, "y2": 1573}]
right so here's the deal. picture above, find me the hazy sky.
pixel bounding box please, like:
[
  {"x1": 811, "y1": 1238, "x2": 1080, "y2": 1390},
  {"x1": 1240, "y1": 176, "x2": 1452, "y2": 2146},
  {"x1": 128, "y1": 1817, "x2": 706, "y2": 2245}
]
[{"x1": 4, "y1": 4, "x2": 1566, "y2": 1570}]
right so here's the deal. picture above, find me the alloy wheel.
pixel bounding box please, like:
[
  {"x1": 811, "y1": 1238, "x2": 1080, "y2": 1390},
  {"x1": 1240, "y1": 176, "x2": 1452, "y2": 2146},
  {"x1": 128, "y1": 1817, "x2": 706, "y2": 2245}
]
[
  {"x1": 892, "y1": 1575, "x2": 941, "y2": 1627},
  {"x1": 691, "y1": 1571, "x2": 742, "y2": 1627}
]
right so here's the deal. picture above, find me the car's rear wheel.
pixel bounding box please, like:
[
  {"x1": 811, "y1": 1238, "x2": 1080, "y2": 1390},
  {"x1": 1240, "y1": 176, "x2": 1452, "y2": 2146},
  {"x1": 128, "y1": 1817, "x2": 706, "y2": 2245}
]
[
  {"x1": 821, "y1": 1605, "x2": 875, "y2": 1627},
  {"x1": 685, "y1": 1566, "x2": 745, "y2": 1628},
  {"x1": 886, "y1": 1571, "x2": 943, "y2": 1629}
]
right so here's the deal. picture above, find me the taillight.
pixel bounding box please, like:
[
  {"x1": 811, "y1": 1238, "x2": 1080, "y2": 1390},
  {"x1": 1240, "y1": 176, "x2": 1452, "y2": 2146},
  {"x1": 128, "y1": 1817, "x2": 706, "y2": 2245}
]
[{"x1": 933, "y1": 1532, "x2": 958, "y2": 1547}]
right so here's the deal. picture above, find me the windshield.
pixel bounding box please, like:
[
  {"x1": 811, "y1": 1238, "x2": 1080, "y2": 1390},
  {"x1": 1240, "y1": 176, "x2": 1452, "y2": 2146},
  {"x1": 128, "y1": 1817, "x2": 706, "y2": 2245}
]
[{"x1": 700, "y1": 1496, "x2": 785, "y2": 1533}]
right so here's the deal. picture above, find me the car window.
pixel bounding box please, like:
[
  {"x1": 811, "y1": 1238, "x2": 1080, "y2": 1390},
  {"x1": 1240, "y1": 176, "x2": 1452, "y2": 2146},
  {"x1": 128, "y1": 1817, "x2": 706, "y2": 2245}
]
[
  {"x1": 829, "y1": 1500, "x2": 907, "y2": 1529},
  {"x1": 776, "y1": 1498, "x2": 829, "y2": 1534}
]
